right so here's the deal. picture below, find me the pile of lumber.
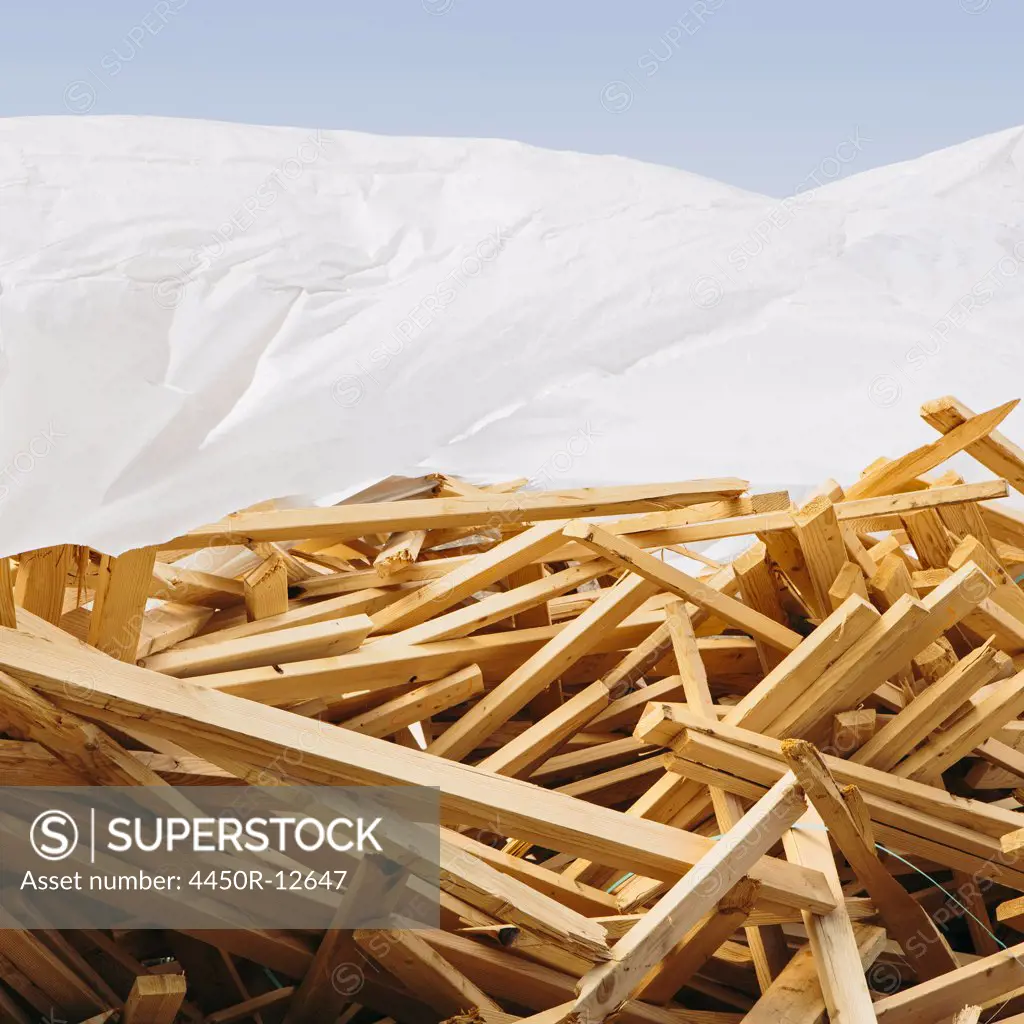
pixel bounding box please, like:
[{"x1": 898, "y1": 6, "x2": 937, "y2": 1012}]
[{"x1": 8, "y1": 396, "x2": 1024, "y2": 1024}]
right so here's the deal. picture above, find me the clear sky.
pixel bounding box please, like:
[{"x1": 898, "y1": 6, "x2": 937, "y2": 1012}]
[{"x1": 2, "y1": 0, "x2": 1021, "y2": 197}]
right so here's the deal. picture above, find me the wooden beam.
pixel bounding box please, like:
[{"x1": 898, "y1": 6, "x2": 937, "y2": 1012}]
[
  {"x1": 780, "y1": 805, "x2": 876, "y2": 1023},
  {"x1": 86, "y1": 545, "x2": 158, "y2": 661},
  {"x1": 168, "y1": 480, "x2": 750, "y2": 547},
  {"x1": 206, "y1": 986, "x2": 296, "y2": 1024},
  {"x1": 150, "y1": 561, "x2": 245, "y2": 607},
  {"x1": 562, "y1": 522, "x2": 802, "y2": 653},
  {"x1": 372, "y1": 521, "x2": 569, "y2": 634},
  {"x1": 341, "y1": 666, "x2": 484, "y2": 738},
  {"x1": 828, "y1": 562, "x2": 868, "y2": 612},
  {"x1": 637, "y1": 878, "x2": 760, "y2": 1003},
  {"x1": 781, "y1": 739, "x2": 958, "y2": 980},
  {"x1": 732, "y1": 542, "x2": 786, "y2": 672},
  {"x1": 122, "y1": 974, "x2": 187, "y2": 1024},
  {"x1": 140, "y1": 613, "x2": 373, "y2": 677},
  {"x1": 663, "y1": 600, "x2": 790, "y2": 992},
  {"x1": 476, "y1": 680, "x2": 610, "y2": 778},
  {"x1": 374, "y1": 529, "x2": 427, "y2": 576},
  {"x1": 637, "y1": 704, "x2": 1024, "y2": 843},
  {"x1": 424, "y1": 929, "x2": 740, "y2": 1024},
  {"x1": 740, "y1": 924, "x2": 887, "y2": 1024},
  {"x1": 0, "y1": 670, "x2": 172, "y2": 788},
  {"x1": 243, "y1": 552, "x2": 289, "y2": 621},
  {"x1": 355, "y1": 929, "x2": 502, "y2": 1017},
  {"x1": 769, "y1": 562, "x2": 995, "y2": 739},
  {"x1": 894, "y1": 667, "x2": 1024, "y2": 780},
  {"x1": 427, "y1": 573, "x2": 657, "y2": 762},
  {"x1": 921, "y1": 394, "x2": 1024, "y2": 496},
  {"x1": 0, "y1": 557, "x2": 16, "y2": 628},
  {"x1": 874, "y1": 939, "x2": 1024, "y2": 1024},
  {"x1": 568, "y1": 772, "x2": 805, "y2": 1024},
  {"x1": 610, "y1": 481, "x2": 1008, "y2": 551},
  {"x1": 729, "y1": 596, "x2": 880, "y2": 734},
  {"x1": 852, "y1": 641, "x2": 1003, "y2": 771},
  {"x1": 14, "y1": 545, "x2": 73, "y2": 624},
  {"x1": 793, "y1": 497, "x2": 847, "y2": 620},
  {"x1": 387, "y1": 560, "x2": 611, "y2": 647},
  {"x1": 831, "y1": 709, "x2": 876, "y2": 755},
  {"x1": 845, "y1": 399, "x2": 1018, "y2": 500},
  {"x1": 188, "y1": 610, "x2": 753, "y2": 707}
]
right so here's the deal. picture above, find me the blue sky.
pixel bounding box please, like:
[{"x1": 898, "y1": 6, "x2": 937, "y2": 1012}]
[{"x1": 2, "y1": 0, "x2": 1021, "y2": 196}]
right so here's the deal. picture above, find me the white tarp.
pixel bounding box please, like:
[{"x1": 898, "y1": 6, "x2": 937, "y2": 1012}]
[{"x1": 1, "y1": 115, "x2": 1023, "y2": 555}]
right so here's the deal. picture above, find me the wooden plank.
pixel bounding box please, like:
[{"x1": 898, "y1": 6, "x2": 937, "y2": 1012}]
[
  {"x1": 780, "y1": 806, "x2": 876, "y2": 1023},
  {"x1": 845, "y1": 399, "x2": 1018, "y2": 500},
  {"x1": 0, "y1": 557, "x2": 16, "y2": 628},
  {"x1": 206, "y1": 986, "x2": 295, "y2": 1024},
  {"x1": 562, "y1": 596, "x2": 881, "y2": 897},
  {"x1": 950, "y1": 534, "x2": 1024, "y2": 624},
  {"x1": 637, "y1": 878, "x2": 760, "y2": 1003},
  {"x1": 873, "y1": 940, "x2": 1024, "y2": 1024},
  {"x1": 172, "y1": 588, "x2": 397, "y2": 647},
  {"x1": 740, "y1": 924, "x2": 887, "y2": 1024},
  {"x1": 563, "y1": 522, "x2": 802, "y2": 653},
  {"x1": 14, "y1": 545, "x2": 73, "y2": 624},
  {"x1": 828, "y1": 562, "x2": 868, "y2": 611},
  {"x1": 140, "y1": 613, "x2": 373, "y2": 677},
  {"x1": 781, "y1": 739, "x2": 958, "y2": 980},
  {"x1": 168, "y1": 480, "x2": 750, "y2": 546},
  {"x1": 902, "y1": 508, "x2": 957, "y2": 569},
  {"x1": 0, "y1": 671, "x2": 173, "y2": 788},
  {"x1": 571, "y1": 773, "x2": 805, "y2": 1023},
  {"x1": 894, "y1": 667, "x2": 1024, "y2": 780},
  {"x1": 868, "y1": 552, "x2": 917, "y2": 611},
  {"x1": 769, "y1": 562, "x2": 995, "y2": 739},
  {"x1": 136, "y1": 602, "x2": 214, "y2": 658},
  {"x1": 476, "y1": 680, "x2": 610, "y2": 778},
  {"x1": 831, "y1": 709, "x2": 876, "y2": 755},
  {"x1": 441, "y1": 830, "x2": 616, "y2": 918},
  {"x1": 729, "y1": 596, "x2": 880, "y2": 734},
  {"x1": 150, "y1": 562, "x2": 245, "y2": 607},
  {"x1": 852, "y1": 641, "x2": 1003, "y2": 771},
  {"x1": 637, "y1": 704, "x2": 1024, "y2": 841},
  {"x1": 731, "y1": 542, "x2": 786, "y2": 672},
  {"x1": 372, "y1": 521, "x2": 569, "y2": 634},
  {"x1": 921, "y1": 394, "x2": 1024, "y2": 496},
  {"x1": 354, "y1": 929, "x2": 502, "y2": 1017},
  {"x1": 386, "y1": 560, "x2": 611, "y2": 647},
  {"x1": 793, "y1": 497, "x2": 847, "y2": 620},
  {"x1": 0, "y1": 927, "x2": 105, "y2": 1018},
  {"x1": 243, "y1": 552, "x2": 289, "y2": 621},
  {"x1": 86, "y1": 546, "x2": 158, "y2": 661},
  {"x1": 426, "y1": 574, "x2": 658, "y2": 762},
  {"x1": 341, "y1": 666, "x2": 484, "y2": 738},
  {"x1": 122, "y1": 974, "x2": 187, "y2": 1024},
  {"x1": 663, "y1": 748, "x2": 1024, "y2": 888},
  {"x1": 663, "y1": 600, "x2": 790, "y2": 993},
  {"x1": 424, "y1": 929, "x2": 741, "y2": 1024},
  {"x1": 190, "y1": 610, "x2": 754, "y2": 707},
  {"x1": 375, "y1": 529, "x2": 427, "y2": 576},
  {"x1": 609, "y1": 481, "x2": 1008, "y2": 551}
]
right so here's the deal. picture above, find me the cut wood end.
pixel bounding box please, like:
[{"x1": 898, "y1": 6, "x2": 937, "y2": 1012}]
[
  {"x1": 1000, "y1": 826, "x2": 1024, "y2": 855},
  {"x1": 920, "y1": 395, "x2": 960, "y2": 416},
  {"x1": 780, "y1": 737, "x2": 815, "y2": 761},
  {"x1": 795, "y1": 493, "x2": 835, "y2": 519},
  {"x1": 719, "y1": 876, "x2": 761, "y2": 914},
  {"x1": 562, "y1": 520, "x2": 599, "y2": 542}
]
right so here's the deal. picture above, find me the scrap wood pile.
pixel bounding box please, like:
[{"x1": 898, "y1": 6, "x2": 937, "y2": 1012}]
[{"x1": 10, "y1": 397, "x2": 1024, "y2": 1023}]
